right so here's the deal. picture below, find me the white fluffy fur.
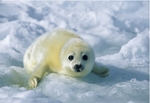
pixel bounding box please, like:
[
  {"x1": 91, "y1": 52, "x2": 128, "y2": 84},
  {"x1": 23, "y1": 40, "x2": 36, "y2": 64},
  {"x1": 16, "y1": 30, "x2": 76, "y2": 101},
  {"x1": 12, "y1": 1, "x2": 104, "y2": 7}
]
[{"x1": 23, "y1": 28, "x2": 109, "y2": 88}]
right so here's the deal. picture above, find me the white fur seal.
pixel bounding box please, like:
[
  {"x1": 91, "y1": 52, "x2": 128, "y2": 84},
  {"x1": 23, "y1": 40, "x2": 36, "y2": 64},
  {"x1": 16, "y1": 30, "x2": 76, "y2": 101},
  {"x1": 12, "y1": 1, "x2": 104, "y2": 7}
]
[{"x1": 23, "y1": 29, "x2": 109, "y2": 88}]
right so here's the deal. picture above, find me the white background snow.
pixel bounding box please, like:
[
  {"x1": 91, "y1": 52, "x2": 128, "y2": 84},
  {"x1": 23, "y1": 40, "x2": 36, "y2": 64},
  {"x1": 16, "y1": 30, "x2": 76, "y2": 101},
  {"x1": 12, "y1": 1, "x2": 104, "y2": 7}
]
[{"x1": 0, "y1": 1, "x2": 149, "y2": 103}]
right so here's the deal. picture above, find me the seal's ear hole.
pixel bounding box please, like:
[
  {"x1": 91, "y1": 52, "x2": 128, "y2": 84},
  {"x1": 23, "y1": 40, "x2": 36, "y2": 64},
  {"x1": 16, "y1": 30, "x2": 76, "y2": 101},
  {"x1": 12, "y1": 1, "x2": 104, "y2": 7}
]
[
  {"x1": 83, "y1": 55, "x2": 88, "y2": 61},
  {"x1": 68, "y1": 55, "x2": 74, "y2": 61}
]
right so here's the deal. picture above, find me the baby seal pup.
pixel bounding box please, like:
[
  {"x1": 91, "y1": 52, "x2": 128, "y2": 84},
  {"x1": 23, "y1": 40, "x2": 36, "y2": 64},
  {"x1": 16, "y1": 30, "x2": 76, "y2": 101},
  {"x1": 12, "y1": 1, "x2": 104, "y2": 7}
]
[{"x1": 23, "y1": 29, "x2": 109, "y2": 88}]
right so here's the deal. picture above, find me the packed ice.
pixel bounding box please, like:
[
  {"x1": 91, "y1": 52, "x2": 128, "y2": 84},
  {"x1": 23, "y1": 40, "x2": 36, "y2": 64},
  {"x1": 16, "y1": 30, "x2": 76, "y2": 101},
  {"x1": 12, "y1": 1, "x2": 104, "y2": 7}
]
[{"x1": 0, "y1": 1, "x2": 149, "y2": 103}]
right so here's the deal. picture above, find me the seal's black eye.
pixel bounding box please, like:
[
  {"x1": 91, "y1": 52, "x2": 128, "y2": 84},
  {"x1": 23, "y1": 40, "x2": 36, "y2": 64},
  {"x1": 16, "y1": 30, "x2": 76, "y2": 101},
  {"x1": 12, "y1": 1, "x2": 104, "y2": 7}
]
[
  {"x1": 68, "y1": 55, "x2": 74, "y2": 61},
  {"x1": 83, "y1": 55, "x2": 88, "y2": 61}
]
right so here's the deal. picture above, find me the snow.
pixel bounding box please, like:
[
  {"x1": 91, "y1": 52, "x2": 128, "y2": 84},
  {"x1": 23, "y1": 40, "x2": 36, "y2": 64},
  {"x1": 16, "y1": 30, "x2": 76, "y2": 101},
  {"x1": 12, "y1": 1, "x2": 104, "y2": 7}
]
[{"x1": 0, "y1": 1, "x2": 149, "y2": 103}]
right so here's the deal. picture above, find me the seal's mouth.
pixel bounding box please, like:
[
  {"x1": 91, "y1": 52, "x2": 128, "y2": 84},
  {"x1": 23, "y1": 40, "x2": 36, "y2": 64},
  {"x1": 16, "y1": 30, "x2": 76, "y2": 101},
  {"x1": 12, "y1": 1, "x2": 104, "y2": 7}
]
[{"x1": 73, "y1": 64, "x2": 84, "y2": 72}]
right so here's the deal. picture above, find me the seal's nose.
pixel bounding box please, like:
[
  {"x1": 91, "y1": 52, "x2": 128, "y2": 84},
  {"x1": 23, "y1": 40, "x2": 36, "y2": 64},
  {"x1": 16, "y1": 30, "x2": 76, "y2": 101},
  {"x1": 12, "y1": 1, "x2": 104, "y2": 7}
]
[{"x1": 74, "y1": 64, "x2": 82, "y2": 72}]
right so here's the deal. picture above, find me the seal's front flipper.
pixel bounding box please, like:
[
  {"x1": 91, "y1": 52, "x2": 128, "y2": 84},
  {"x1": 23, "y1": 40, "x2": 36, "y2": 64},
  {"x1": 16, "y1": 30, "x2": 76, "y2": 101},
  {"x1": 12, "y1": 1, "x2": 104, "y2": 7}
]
[
  {"x1": 92, "y1": 62, "x2": 109, "y2": 77},
  {"x1": 28, "y1": 61, "x2": 47, "y2": 88},
  {"x1": 29, "y1": 76, "x2": 41, "y2": 89}
]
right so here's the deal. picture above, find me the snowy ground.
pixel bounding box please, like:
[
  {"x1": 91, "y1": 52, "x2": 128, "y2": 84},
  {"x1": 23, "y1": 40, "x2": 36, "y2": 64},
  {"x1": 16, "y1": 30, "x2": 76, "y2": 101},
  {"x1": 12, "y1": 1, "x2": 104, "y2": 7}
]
[{"x1": 0, "y1": 1, "x2": 149, "y2": 103}]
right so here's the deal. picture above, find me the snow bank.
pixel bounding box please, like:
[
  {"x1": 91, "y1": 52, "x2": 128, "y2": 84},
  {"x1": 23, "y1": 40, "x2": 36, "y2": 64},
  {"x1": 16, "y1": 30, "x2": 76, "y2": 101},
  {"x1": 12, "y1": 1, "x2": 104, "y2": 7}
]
[
  {"x1": 120, "y1": 29, "x2": 149, "y2": 64},
  {"x1": 0, "y1": 1, "x2": 149, "y2": 103},
  {"x1": 0, "y1": 65, "x2": 61, "y2": 103},
  {"x1": 0, "y1": 87, "x2": 61, "y2": 103},
  {"x1": 35, "y1": 73, "x2": 148, "y2": 103},
  {"x1": 0, "y1": 21, "x2": 45, "y2": 62},
  {"x1": 0, "y1": 65, "x2": 148, "y2": 103}
]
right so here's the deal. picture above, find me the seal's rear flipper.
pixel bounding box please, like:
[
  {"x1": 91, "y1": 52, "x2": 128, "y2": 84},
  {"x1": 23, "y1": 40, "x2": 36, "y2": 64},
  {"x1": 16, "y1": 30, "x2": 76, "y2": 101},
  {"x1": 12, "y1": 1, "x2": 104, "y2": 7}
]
[{"x1": 92, "y1": 62, "x2": 109, "y2": 77}]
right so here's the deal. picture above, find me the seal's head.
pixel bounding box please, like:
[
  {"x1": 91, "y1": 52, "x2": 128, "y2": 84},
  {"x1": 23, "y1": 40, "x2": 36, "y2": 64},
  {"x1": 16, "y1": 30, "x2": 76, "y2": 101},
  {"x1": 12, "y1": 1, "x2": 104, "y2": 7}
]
[{"x1": 60, "y1": 38, "x2": 95, "y2": 77}]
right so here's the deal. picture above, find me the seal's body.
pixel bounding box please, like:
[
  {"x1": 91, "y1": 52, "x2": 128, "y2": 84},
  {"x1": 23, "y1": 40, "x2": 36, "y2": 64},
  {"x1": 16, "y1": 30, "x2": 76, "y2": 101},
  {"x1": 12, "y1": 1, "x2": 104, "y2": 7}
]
[{"x1": 23, "y1": 29, "x2": 109, "y2": 88}]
